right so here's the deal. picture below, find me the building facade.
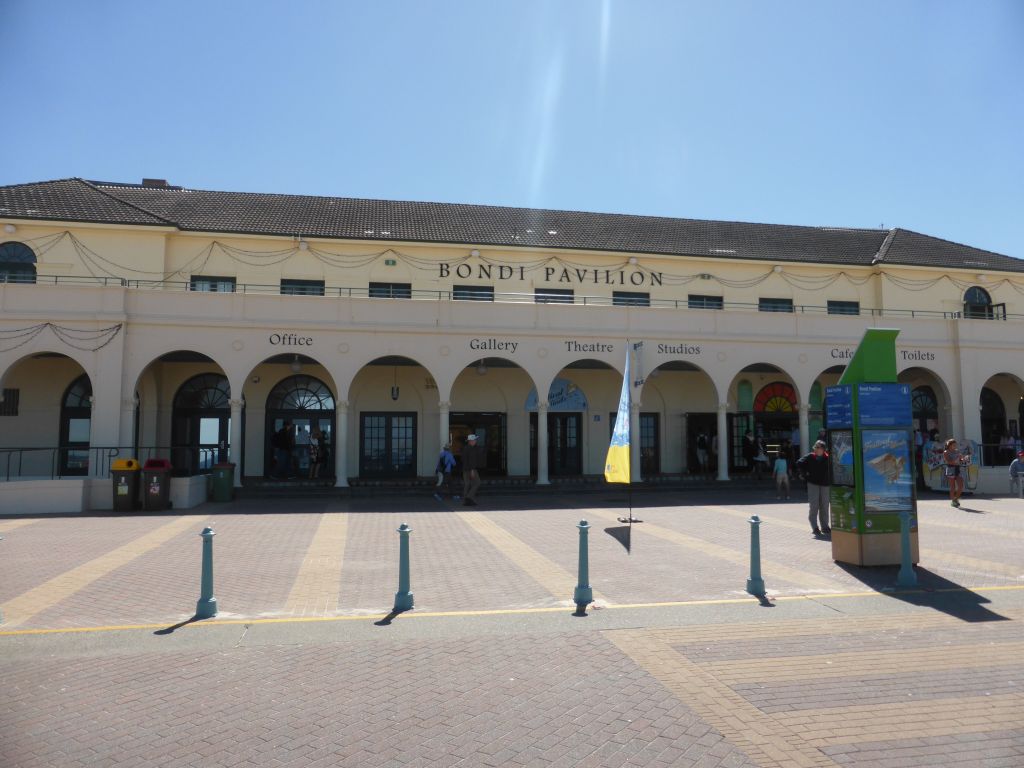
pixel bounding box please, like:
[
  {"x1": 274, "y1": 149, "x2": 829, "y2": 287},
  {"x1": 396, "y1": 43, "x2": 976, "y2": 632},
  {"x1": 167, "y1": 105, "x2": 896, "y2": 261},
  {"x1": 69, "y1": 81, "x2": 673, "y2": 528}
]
[{"x1": 1, "y1": 178, "x2": 1022, "y2": 505}]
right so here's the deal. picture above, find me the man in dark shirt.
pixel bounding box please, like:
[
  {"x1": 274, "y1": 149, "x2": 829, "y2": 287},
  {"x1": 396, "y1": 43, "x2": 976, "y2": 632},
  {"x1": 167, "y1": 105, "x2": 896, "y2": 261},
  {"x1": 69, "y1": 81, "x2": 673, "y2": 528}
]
[
  {"x1": 460, "y1": 434, "x2": 484, "y2": 506},
  {"x1": 796, "y1": 439, "x2": 831, "y2": 536}
]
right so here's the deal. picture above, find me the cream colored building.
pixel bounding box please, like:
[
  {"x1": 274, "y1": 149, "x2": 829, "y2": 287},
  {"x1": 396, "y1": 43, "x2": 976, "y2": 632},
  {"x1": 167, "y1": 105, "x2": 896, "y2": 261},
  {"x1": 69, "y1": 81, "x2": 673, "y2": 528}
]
[{"x1": 1, "y1": 177, "x2": 1022, "y2": 511}]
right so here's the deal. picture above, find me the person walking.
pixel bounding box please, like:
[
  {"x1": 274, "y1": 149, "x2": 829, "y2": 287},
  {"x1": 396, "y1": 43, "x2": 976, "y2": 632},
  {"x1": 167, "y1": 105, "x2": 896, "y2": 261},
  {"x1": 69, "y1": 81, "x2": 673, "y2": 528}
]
[
  {"x1": 742, "y1": 431, "x2": 757, "y2": 476},
  {"x1": 460, "y1": 433, "x2": 484, "y2": 506},
  {"x1": 1009, "y1": 450, "x2": 1024, "y2": 496},
  {"x1": 696, "y1": 431, "x2": 710, "y2": 475},
  {"x1": 307, "y1": 427, "x2": 324, "y2": 480},
  {"x1": 797, "y1": 439, "x2": 831, "y2": 536},
  {"x1": 772, "y1": 450, "x2": 790, "y2": 499},
  {"x1": 943, "y1": 438, "x2": 968, "y2": 507},
  {"x1": 433, "y1": 443, "x2": 457, "y2": 501},
  {"x1": 272, "y1": 421, "x2": 294, "y2": 479}
]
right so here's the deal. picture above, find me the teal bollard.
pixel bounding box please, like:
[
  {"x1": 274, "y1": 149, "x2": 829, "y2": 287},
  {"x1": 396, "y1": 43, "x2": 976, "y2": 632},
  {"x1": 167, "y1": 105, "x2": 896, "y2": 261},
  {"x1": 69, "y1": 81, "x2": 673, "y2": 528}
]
[
  {"x1": 195, "y1": 526, "x2": 218, "y2": 619},
  {"x1": 393, "y1": 523, "x2": 414, "y2": 612},
  {"x1": 573, "y1": 520, "x2": 593, "y2": 613},
  {"x1": 746, "y1": 515, "x2": 766, "y2": 596},
  {"x1": 896, "y1": 509, "x2": 918, "y2": 588}
]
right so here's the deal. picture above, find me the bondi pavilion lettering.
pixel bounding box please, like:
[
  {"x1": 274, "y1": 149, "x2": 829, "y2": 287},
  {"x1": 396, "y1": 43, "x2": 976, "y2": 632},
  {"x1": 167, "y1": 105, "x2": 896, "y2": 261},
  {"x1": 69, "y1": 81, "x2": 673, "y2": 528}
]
[{"x1": 439, "y1": 263, "x2": 662, "y2": 286}]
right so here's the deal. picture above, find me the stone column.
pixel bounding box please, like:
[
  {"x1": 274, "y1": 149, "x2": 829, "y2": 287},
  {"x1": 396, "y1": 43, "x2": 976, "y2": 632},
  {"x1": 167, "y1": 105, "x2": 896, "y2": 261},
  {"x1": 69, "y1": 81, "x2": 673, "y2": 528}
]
[
  {"x1": 335, "y1": 400, "x2": 349, "y2": 487},
  {"x1": 716, "y1": 402, "x2": 730, "y2": 481},
  {"x1": 680, "y1": 412, "x2": 688, "y2": 474},
  {"x1": 119, "y1": 395, "x2": 137, "y2": 454},
  {"x1": 799, "y1": 403, "x2": 810, "y2": 456},
  {"x1": 536, "y1": 401, "x2": 550, "y2": 485},
  {"x1": 630, "y1": 401, "x2": 642, "y2": 483},
  {"x1": 229, "y1": 398, "x2": 244, "y2": 487},
  {"x1": 438, "y1": 400, "x2": 451, "y2": 450}
]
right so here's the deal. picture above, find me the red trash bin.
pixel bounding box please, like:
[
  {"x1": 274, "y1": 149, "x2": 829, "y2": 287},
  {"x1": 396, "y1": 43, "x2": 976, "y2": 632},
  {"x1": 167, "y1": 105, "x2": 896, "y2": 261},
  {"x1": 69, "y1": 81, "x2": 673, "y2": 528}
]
[{"x1": 142, "y1": 458, "x2": 173, "y2": 511}]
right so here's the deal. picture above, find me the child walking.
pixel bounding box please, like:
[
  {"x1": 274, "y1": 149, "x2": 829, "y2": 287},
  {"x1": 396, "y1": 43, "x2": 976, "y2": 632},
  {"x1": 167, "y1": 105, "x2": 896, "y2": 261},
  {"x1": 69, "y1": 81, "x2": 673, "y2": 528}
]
[{"x1": 773, "y1": 451, "x2": 790, "y2": 499}]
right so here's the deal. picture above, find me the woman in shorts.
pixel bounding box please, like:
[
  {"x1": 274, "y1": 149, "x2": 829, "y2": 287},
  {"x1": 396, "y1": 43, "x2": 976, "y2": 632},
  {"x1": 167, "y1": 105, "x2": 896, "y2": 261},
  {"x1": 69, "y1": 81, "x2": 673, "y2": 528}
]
[{"x1": 943, "y1": 437, "x2": 967, "y2": 507}]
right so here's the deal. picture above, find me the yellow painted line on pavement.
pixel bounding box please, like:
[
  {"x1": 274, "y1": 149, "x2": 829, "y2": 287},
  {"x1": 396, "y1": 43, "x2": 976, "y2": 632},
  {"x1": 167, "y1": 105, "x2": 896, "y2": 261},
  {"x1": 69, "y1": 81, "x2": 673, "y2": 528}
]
[
  {"x1": 0, "y1": 515, "x2": 201, "y2": 628},
  {"x1": 3, "y1": 584, "x2": 1022, "y2": 638},
  {"x1": 704, "y1": 504, "x2": 1023, "y2": 580},
  {"x1": 584, "y1": 506, "x2": 840, "y2": 592},
  {"x1": 283, "y1": 513, "x2": 348, "y2": 616},
  {"x1": 456, "y1": 511, "x2": 610, "y2": 604},
  {"x1": 0, "y1": 518, "x2": 40, "y2": 533}
]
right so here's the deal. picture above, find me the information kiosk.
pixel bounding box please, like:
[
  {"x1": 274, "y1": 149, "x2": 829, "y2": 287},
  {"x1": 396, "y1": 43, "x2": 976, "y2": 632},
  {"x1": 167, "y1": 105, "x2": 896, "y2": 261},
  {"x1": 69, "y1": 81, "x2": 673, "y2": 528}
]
[{"x1": 827, "y1": 329, "x2": 919, "y2": 566}]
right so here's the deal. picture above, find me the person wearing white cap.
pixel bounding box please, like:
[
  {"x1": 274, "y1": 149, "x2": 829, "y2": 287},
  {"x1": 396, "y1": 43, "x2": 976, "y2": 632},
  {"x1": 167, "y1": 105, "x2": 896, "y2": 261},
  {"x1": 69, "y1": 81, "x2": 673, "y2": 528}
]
[{"x1": 461, "y1": 433, "x2": 484, "y2": 506}]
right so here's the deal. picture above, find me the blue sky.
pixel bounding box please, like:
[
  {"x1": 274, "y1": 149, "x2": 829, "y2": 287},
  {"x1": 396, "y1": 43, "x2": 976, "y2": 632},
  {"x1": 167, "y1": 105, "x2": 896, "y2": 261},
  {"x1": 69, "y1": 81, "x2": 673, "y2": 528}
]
[{"x1": 2, "y1": 1, "x2": 1022, "y2": 257}]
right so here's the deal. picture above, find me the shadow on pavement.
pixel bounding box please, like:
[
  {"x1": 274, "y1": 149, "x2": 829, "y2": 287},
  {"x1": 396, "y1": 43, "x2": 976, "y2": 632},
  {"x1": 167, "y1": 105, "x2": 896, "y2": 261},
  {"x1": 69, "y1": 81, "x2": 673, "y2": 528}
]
[
  {"x1": 374, "y1": 609, "x2": 407, "y2": 626},
  {"x1": 603, "y1": 525, "x2": 632, "y2": 553},
  {"x1": 153, "y1": 616, "x2": 201, "y2": 635},
  {"x1": 835, "y1": 563, "x2": 1011, "y2": 623}
]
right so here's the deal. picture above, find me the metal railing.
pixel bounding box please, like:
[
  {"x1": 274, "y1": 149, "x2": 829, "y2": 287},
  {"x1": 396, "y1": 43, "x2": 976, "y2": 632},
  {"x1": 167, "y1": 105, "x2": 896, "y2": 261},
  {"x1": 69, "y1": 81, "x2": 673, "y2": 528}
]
[
  {"x1": 6, "y1": 275, "x2": 1024, "y2": 320},
  {"x1": 0, "y1": 445, "x2": 220, "y2": 482}
]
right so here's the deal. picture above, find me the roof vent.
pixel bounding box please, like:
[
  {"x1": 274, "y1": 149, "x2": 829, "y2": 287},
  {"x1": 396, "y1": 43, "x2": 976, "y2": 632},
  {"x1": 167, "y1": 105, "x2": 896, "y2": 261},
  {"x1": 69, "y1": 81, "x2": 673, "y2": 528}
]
[{"x1": 142, "y1": 178, "x2": 169, "y2": 188}]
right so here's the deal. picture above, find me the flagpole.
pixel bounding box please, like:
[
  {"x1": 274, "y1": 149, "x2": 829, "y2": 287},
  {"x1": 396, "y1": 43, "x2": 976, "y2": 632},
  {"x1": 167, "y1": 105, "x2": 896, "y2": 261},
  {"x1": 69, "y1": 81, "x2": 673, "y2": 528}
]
[{"x1": 627, "y1": 337, "x2": 635, "y2": 525}]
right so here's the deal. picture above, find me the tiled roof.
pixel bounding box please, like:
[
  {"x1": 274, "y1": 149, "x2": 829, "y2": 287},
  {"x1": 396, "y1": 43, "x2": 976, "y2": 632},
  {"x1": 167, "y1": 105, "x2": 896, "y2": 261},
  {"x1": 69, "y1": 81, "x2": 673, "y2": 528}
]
[
  {"x1": 0, "y1": 178, "x2": 170, "y2": 227},
  {"x1": 0, "y1": 177, "x2": 1020, "y2": 273}
]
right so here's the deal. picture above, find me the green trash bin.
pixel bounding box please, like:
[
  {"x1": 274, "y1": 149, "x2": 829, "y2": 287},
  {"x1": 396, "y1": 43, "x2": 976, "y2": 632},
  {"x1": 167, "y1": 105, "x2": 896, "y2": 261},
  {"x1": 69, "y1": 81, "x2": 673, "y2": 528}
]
[
  {"x1": 111, "y1": 459, "x2": 140, "y2": 512},
  {"x1": 212, "y1": 462, "x2": 235, "y2": 502}
]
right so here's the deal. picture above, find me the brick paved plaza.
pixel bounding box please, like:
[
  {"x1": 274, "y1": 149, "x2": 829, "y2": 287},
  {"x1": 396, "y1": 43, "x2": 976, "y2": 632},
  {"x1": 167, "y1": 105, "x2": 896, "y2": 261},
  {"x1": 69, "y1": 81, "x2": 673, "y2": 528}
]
[{"x1": 2, "y1": 489, "x2": 1022, "y2": 767}]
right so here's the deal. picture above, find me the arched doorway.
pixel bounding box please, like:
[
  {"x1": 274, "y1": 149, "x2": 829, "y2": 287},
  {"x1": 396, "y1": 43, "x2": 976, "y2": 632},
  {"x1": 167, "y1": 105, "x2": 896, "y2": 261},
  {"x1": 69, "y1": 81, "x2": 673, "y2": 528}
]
[
  {"x1": 349, "y1": 356, "x2": 429, "y2": 480},
  {"x1": 527, "y1": 376, "x2": 590, "y2": 476},
  {"x1": 911, "y1": 386, "x2": 939, "y2": 436},
  {"x1": 642, "y1": 361, "x2": 717, "y2": 476},
  {"x1": 59, "y1": 374, "x2": 92, "y2": 475},
  {"x1": 265, "y1": 374, "x2": 336, "y2": 479},
  {"x1": 0, "y1": 241, "x2": 37, "y2": 284},
  {"x1": 730, "y1": 364, "x2": 800, "y2": 472},
  {"x1": 172, "y1": 373, "x2": 231, "y2": 473},
  {"x1": 449, "y1": 357, "x2": 535, "y2": 476},
  {"x1": 980, "y1": 386, "x2": 1007, "y2": 465},
  {"x1": 754, "y1": 380, "x2": 799, "y2": 448}
]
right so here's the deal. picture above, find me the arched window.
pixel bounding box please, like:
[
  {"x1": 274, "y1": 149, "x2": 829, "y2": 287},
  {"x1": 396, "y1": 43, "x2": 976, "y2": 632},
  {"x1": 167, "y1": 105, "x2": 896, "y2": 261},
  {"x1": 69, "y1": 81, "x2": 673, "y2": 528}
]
[
  {"x1": 754, "y1": 382, "x2": 797, "y2": 413},
  {"x1": 173, "y1": 373, "x2": 231, "y2": 410},
  {"x1": 267, "y1": 376, "x2": 335, "y2": 410},
  {"x1": 60, "y1": 374, "x2": 92, "y2": 475},
  {"x1": 964, "y1": 286, "x2": 993, "y2": 320},
  {"x1": 0, "y1": 241, "x2": 37, "y2": 284}
]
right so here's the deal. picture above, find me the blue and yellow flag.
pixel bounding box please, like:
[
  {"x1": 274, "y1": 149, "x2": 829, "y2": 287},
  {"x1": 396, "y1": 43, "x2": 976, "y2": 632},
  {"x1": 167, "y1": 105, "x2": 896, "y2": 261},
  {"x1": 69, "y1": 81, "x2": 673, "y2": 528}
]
[{"x1": 604, "y1": 347, "x2": 631, "y2": 484}]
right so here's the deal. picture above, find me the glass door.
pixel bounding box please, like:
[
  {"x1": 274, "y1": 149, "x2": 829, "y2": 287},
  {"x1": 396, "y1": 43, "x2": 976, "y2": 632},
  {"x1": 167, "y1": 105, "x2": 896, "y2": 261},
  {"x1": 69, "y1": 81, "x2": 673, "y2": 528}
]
[
  {"x1": 530, "y1": 413, "x2": 582, "y2": 476},
  {"x1": 359, "y1": 412, "x2": 417, "y2": 478}
]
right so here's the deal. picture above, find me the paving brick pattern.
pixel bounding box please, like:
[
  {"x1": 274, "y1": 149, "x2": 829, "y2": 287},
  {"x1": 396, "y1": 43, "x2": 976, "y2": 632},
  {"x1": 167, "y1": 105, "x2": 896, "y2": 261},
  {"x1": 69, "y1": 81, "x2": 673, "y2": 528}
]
[
  {"x1": 1, "y1": 491, "x2": 1023, "y2": 767},
  {"x1": 1, "y1": 631, "x2": 757, "y2": 768},
  {"x1": 1, "y1": 492, "x2": 1022, "y2": 630}
]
